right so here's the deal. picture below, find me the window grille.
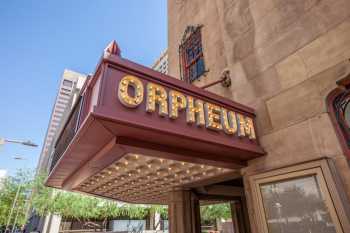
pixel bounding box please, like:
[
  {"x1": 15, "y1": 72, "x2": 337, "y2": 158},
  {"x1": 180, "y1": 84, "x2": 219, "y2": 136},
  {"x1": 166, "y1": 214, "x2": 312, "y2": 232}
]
[{"x1": 179, "y1": 25, "x2": 206, "y2": 83}]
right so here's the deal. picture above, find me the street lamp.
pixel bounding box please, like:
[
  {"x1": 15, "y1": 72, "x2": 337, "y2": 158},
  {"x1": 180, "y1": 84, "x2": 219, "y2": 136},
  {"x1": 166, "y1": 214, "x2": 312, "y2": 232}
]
[{"x1": 0, "y1": 138, "x2": 38, "y2": 147}]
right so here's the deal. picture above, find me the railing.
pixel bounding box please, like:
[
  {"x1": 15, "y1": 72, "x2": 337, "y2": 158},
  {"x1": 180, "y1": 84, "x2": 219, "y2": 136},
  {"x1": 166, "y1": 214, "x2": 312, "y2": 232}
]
[{"x1": 50, "y1": 96, "x2": 84, "y2": 172}]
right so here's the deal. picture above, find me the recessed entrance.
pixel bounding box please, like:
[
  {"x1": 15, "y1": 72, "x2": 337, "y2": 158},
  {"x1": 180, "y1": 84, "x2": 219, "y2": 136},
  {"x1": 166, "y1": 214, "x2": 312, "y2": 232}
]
[{"x1": 196, "y1": 178, "x2": 250, "y2": 233}]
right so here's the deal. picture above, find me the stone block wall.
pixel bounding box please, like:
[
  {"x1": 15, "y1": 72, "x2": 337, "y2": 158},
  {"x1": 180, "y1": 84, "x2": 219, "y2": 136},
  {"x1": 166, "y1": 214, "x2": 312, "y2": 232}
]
[{"x1": 168, "y1": 0, "x2": 350, "y2": 231}]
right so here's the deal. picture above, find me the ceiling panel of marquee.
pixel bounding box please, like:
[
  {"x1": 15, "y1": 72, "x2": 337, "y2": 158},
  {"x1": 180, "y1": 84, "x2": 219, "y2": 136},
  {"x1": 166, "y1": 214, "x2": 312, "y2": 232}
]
[{"x1": 76, "y1": 153, "x2": 234, "y2": 204}]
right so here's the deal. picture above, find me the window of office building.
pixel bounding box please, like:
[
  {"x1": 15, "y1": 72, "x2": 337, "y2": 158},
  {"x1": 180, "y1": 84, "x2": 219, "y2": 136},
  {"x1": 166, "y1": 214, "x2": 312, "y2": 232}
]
[
  {"x1": 62, "y1": 79, "x2": 73, "y2": 87},
  {"x1": 179, "y1": 25, "x2": 206, "y2": 83}
]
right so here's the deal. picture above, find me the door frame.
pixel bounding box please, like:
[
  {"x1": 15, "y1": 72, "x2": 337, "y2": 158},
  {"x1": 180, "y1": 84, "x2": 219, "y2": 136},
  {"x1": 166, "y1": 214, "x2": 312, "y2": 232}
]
[
  {"x1": 197, "y1": 194, "x2": 251, "y2": 233},
  {"x1": 249, "y1": 159, "x2": 350, "y2": 233}
]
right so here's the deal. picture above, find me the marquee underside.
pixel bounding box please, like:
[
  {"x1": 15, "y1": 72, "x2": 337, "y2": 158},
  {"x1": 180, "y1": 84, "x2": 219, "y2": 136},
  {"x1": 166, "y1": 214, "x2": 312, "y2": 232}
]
[{"x1": 76, "y1": 153, "x2": 234, "y2": 204}]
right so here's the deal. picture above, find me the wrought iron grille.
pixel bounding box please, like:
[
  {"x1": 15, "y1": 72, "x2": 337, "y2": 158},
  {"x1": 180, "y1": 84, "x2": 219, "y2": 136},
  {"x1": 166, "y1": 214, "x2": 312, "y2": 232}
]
[
  {"x1": 50, "y1": 96, "x2": 83, "y2": 172},
  {"x1": 333, "y1": 89, "x2": 350, "y2": 148},
  {"x1": 179, "y1": 25, "x2": 206, "y2": 83}
]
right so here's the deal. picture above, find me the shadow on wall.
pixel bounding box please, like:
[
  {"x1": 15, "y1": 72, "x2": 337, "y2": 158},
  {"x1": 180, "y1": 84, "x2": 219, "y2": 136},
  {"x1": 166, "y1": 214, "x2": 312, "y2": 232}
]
[
  {"x1": 213, "y1": 0, "x2": 256, "y2": 102},
  {"x1": 219, "y1": 0, "x2": 255, "y2": 66}
]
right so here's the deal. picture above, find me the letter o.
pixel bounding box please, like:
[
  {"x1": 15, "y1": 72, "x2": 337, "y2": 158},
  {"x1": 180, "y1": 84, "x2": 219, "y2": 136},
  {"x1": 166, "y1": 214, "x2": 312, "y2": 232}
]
[{"x1": 118, "y1": 75, "x2": 144, "y2": 108}]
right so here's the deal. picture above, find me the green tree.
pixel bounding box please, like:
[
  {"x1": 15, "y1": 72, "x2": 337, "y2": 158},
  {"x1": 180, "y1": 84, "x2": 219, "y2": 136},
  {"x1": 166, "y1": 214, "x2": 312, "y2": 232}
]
[
  {"x1": 2, "y1": 170, "x2": 232, "y2": 230},
  {"x1": 0, "y1": 169, "x2": 33, "y2": 229},
  {"x1": 29, "y1": 173, "x2": 165, "y2": 223}
]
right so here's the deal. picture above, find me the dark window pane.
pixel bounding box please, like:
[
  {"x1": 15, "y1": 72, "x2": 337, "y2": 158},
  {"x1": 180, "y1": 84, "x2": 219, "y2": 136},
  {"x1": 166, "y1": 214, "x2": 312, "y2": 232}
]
[
  {"x1": 197, "y1": 58, "x2": 205, "y2": 76},
  {"x1": 62, "y1": 80, "x2": 73, "y2": 87},
  {"x1": 189, "y1": 65, "x2": 197, "y2": 82},
  {"x1": 179, "y1": 27, "x2": 205, "y2": 83}
]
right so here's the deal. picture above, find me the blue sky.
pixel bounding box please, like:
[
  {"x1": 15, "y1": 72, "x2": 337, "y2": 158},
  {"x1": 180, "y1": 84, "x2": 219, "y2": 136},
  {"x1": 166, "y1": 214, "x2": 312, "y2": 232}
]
[{"x1": 0, "y1": 0, "x2": 167, "y2": 176}]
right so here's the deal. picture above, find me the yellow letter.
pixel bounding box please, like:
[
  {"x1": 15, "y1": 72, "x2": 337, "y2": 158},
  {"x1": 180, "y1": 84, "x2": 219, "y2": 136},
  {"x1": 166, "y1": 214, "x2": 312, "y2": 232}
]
[
  {"x1": 169, "y1": 90, "x2": 187, "y2": 119},
  {"x1": 237, "y1": 114, "x2": 256, "y2": 139},
  {"x1": 221, "y1": 108, "x2": 237, "y2": 135},
  {"x1": 204, "y1": 103, "x2": 222, "y2": 131},
  {"x1": 186, "y1": 96, "x2": 205, "y2": 126},
  {"x1": 118, "y1": 75, "x2": 144, "y2": 108},
  {"x1": 146, "y1": 82, "x2": 168, "y2": 116}
]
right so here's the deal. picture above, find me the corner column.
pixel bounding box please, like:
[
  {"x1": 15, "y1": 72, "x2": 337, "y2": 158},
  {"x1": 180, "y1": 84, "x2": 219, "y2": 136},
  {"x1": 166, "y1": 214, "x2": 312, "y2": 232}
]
[{"x1": 168, "y1": 189, "x2": 200, "y2": 233}]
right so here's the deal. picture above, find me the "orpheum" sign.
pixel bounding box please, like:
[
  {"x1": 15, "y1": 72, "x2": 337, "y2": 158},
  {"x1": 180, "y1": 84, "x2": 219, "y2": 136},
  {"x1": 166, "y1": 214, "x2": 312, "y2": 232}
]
[{"x1": 118, "y1": 75, "x2": 256, "y2": 140}]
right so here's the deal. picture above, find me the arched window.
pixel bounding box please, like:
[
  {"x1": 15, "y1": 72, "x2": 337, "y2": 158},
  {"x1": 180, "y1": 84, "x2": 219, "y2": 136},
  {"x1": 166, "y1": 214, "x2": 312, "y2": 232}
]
[
  {"x1": 179, "y1": 25, "x2": 206, "y2": 83},
  {"x1": 327, "y1": 76, "x2": 350, "y2": 158}
]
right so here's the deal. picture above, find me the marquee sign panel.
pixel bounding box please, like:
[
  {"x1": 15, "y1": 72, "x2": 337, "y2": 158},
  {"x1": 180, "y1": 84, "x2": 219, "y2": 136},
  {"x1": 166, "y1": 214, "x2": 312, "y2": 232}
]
[{"x1": 46, "y1": 46, "x2": 265, "y2": 204}]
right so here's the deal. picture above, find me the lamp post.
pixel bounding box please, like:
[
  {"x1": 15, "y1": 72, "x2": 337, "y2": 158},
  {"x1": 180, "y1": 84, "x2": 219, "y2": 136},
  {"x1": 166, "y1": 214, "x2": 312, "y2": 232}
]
[{"x1": 0, "y1": 138, "x2": 38, "y2": 147}]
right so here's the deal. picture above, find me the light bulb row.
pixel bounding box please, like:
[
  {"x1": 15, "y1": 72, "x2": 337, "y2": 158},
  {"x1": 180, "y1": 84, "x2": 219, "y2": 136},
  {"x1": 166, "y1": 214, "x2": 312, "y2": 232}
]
[{"x1": 118, "y1": 75, "x2": 256, "y2": 139}]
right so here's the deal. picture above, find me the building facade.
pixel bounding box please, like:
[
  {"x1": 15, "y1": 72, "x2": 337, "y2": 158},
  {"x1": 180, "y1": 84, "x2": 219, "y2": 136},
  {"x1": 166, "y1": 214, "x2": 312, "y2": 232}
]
[
  {"x1": 167, "y1": 0, "x2": 350, "y2": 232},
  {"x1": 35, "y1": 69, "x2": 86, "y2": 233},
  {"x1": 45, "y1": 1, "x2": 350, "y2": 233},
  {"x1": 37, "y1": 69, "x2": 87, "y2": 173},
  {"x1": 152, "y1": 50, "x2": 168, "y2": 74}
]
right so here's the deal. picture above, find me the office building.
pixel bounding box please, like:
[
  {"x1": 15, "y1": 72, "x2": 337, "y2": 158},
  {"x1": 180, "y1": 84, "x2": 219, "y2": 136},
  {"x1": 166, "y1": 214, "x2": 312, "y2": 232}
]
[
  {"x1": 37, "y1": 69, "x2": 86, "y2": 173},
  {"x1": 35, "y1": 69, "x2": 86, "y2": 233},
  {"x1": 152, "y1": 50, "x2": 168, "y2": 74}
]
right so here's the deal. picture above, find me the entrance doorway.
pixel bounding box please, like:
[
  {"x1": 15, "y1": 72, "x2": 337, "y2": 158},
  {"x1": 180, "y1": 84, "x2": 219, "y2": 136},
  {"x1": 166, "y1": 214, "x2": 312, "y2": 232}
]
[{"x1": 194, "y1": 178, "x2": 250, "y2": 233}]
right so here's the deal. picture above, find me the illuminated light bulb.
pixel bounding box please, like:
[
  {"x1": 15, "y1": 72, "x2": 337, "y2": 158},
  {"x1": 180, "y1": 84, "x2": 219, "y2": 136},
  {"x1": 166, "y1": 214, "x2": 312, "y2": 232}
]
[
  {"x1": 118, "y1": 75, "x2": 144, "y2": 108},
  {"x1": 181, "y1": 162, "x2": 185, "y2": 166},
  {"x1": 186, "y1": 170, "x2": 190, "y2": 174},
  {"x1": 101, "y1": 175, "x2": 105, "y2": 178},
  {"x1": 160, "y1": 159, "x2": 164, "y2": 163},
  {"x1": 200, "y1": 165, "x2": 204, "y2": 169},
  {"x1": 128, "y1": 173, "x2": 132, "y2": 177},
  {"x1": 108, "y1": 171, "x2": 112, "y2": 175},
  {"x1": 124, "y1": 161, "x2": 128, "y2": 165},
  {"x1": 168, "y1": 167, "x2": 172, "y2": 171},
  {"x1": 135, "y1": 154, "x2": 139, "y2": 159},
  {"x1": 147, "y1": 164, "x2": 152, "y2": 168},
  {"x1": 115, "y1": 166, "x2": 120, "y2": 170}
]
